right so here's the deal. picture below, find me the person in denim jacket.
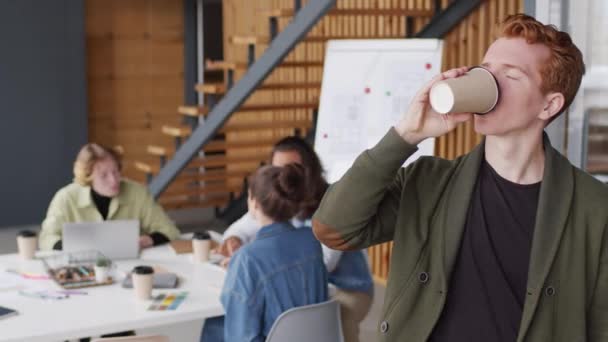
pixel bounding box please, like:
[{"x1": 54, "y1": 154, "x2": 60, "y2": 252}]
[
  {"x1": 201, "y1": 163, "x2": 328, "y2": 342},
  {"x1": 215, "y1": 137, "x2": 374, "y2": 342}
]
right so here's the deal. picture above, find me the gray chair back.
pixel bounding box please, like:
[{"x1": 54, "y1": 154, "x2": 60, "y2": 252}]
[{"x1": 266, "y1": 300, "x2": 344, "y2": 342}]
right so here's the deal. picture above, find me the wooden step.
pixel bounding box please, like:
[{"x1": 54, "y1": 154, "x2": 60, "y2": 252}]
[
  {"x1": 221, "y1": 120, "x2": 312, "y2": 132},
  {"x1": 230, "y1": 36, "x2": 271, "y2": 45},
  {"x1": 206, "y1": 59, "x2": 323, "y2": 71},
  {"x1": 162, "y1": 126, "x2": 191, "y2": 138},
  {"x1": 230, "y1": 34, "x2": 403, "y2": 45},
  {"x1": 134, "y1": 161, "x2": 156, "y2": 174},
  {"x1": 205, "y1": 60, "x2": 247, "y2": 71},
  {"x1": 162, "y1": 119, "x2": 311, "y2": 139},
  {"x1": 179, "y1": 102, "x2": 318, "y2": 118},
  {"x1": 147, "y1": 137, "x2": 281, "y2": 157},
  {"x1": 160, "y1": 195, "x2": 229, "y2": 210},
  {"x1": 161, "y1": 181, "x2": 243, "y2": 198},
  {"x1": 178, "y1": 105, "x2": 209, "y2": 117},
  {"x1": 194, "y1": 169, "x2": 252, "y2": 182},
  {"x1": 140, "y1": 167, "x2": 253, "y2": 192},
  {"x1": 257, "y1": 82, "x2": 321, "y2": 90},
  {"x1": 190, "y1": 154, "x2": 268, "y2": 168},
  {"x1": 260, "y1": 8, "x2": 435, "y2": 17},
  {"x1": 195, "y1": 83, "x2": 227, "y2": 94},
  {"x1": 135, "y1": 153, "x2": 268, "y2": 175},
  {"x1": 147, "y1": 145, "x2": 173, "y2": 157},
  {"x1": 195, "y1": 81, "x2": 320, "y2": 94}
]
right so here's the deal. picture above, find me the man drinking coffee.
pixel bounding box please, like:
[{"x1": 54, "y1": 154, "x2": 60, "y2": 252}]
[{"x1": 313, "y1": 14, "x2": 607, "y2": 342}]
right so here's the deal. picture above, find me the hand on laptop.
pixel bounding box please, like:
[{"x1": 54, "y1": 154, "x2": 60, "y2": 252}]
[{"x1": 139, "y1": 235, "x2": 154, "y2": 249}]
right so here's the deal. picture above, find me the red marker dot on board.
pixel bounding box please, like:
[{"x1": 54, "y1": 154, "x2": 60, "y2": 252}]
[
  {"x1": 364, "y1": 87, "x2": 371, "y2": 94},
  {"x1": 323, "y1": 133, "x2": 328, "y2": 139},
  {"x1": 425, "y1": 63, "x2": 432, "y2": 70}
]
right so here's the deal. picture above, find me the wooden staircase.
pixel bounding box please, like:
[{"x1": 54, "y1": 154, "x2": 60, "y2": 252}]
[
  {"x1": 130, "y1": 0, "x2": 455, "y2": 210},
  {"x1": 119, "y1": 0, "x2": 525, "y2": 286},
  {"x1": 131, "y1": 0, "x2": 523, "y2": 213}
]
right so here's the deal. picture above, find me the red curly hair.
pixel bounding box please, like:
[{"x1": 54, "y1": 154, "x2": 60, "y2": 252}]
[{"x1": 500, "y1": 14, "x2": 585, "y2": 118}]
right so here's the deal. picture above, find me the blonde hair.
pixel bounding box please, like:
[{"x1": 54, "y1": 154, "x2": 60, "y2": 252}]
[{"x1": 73, "y1": 143, "x2": 122, "y2": 186}]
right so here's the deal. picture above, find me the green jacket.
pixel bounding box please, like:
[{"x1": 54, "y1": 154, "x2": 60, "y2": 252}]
[
  {"x1": 39, "y1": 179, "x2": 180, "y2": 250},
  {"x1": 313, "y1": 128, "x2": 608, "y2": 341}
]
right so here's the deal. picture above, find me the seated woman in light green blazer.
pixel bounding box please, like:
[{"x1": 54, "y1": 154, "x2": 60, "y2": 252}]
[{"x1": 39, "y1": 143, "x2": 181, "y2": 251}]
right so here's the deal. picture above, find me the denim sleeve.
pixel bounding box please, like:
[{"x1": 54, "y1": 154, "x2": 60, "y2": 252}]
[{"x1": 221, "y1": 251, "x2": 265, "y2": 342}]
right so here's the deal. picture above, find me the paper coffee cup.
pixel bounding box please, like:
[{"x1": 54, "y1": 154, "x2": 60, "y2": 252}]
[
  {"x1": 429, "y1": 67, "x2": 499, "y2": 115},
  {"x1": 192, "y1": 232, "x2": 211, "y2": 263},
  {"x1": 132, "y1": 265, "x2": 154, "y2": 300},
  {"x1": 17, "y1": 230, "x2": 37, "y2": 260}
]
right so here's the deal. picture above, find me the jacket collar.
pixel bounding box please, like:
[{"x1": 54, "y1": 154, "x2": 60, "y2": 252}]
[
  {"x1": 76, "y1": 183, "x2": 123, "y2": 219},
  {"x1": 256, "y1": 221, "x2": 296, "y2": 240},
  {"x1": 517, "y1": 133, "x2": 574, "y2": 339}
]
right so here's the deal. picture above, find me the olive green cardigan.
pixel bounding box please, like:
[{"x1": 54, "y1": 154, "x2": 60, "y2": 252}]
[
  {"x1": 313, "y1": 128, "x2": 607, "y2": 341},
  {"x1": 39, "y1": 179, "x2": 180, "y2": 250}
]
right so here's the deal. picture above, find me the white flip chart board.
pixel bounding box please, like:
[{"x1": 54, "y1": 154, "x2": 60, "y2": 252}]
[{"x1": 314, "y1": 39, "x2": 444, "y2": 183}]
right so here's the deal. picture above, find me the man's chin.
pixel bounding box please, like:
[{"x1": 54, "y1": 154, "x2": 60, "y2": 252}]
[{"x1": 473, "y1": 115, "x2": 505, "y2": 136}]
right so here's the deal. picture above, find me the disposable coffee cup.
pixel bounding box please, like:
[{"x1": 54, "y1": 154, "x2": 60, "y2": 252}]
[
  {"x1": 132, "y1": 265, "x2": 154, "y2": 300},
  {"x1": 17, "y1": 230, "x2": 37, "y2": 260},
  {"x1": 429, "y1": 67, "x2": 499, "y2": 115},
  {"x1": 192, "y1": 232, "x2": 211, "y2": 263}
]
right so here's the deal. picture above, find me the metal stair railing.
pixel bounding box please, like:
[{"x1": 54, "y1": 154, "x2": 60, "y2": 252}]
[{"x1": 149, "y1": 0, "x2": 337, "y2": 198}]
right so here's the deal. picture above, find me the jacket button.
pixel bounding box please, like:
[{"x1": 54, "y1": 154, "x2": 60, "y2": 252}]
[
  {"x1": 380, "y1": 321, "x2": 389, "y2": 333},
  {"x1": 418, "y1": 272, "x2": 430, "y2": 283},
  {"x1": 545, "y1": 286, "x2": 556, "y2": 296}
]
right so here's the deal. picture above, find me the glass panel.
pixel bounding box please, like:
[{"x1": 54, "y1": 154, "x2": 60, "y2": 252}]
[
  {"x1": 585, "y1": 109, "x2": 608, "y2": 182},
  {"x1": 590, "y1": 0, "x2": 608, "y2": 66}
]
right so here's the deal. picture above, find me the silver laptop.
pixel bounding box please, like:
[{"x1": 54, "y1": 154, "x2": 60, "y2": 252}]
[{"x1": 63, "y1": 220, "x2": 140, "y2": 260}]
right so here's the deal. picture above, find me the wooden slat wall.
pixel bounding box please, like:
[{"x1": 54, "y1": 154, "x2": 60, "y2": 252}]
[
  {"x1": 86, "y1": 0, "x2": 185, "y2": 183},
  {"x1": 221, "y1": 0, "x2": 307, "y2": 185},
  {"x1": 221, "y1": 0, "x2": 523, "y2": 283}
]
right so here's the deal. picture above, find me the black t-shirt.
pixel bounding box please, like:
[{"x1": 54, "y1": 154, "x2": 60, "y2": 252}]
[
  {"x1": 91, "y1": 189, "x2": 112, "y2": 220},
  {"x1": 429, "y1": 159, "x2": 541, "y2": 342}
]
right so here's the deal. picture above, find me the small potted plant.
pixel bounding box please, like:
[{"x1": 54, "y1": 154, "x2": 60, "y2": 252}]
[{"x1": 94, "y1": 258, "x2": 111, "y2": 283}]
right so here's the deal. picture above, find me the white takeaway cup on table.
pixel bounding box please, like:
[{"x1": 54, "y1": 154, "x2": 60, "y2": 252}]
[
  {"x1": 132, "y1": 265, "x2": 154, "y2": 300},
  {"x1": 192, "y1": 231, "x2": 212, "y2": 263},
  {"x1": 16, "y1": 230, "x2": 37, "y2": 260}
]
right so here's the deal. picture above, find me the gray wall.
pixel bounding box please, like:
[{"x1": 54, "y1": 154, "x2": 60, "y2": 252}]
[{"x1": 0, "y1": 0, "x2": 87, "y2": 226}]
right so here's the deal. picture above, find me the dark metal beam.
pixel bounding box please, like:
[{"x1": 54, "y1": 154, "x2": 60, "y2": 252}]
[
  {"x1": 405, "y1": 16, "x2": 415, "y2": 38},
  {"x1": 434, "y1": 0, "x2": 442, "y2": 16},
  {"x1": 183, "y1": 0, "x2": 198, "y2": 105},
  {"x1": 149, "y1": 0, "x2": 337, "y2": 197},
  {"x1": 415, "y1": 0, "x2": 482, "y2": 38}
]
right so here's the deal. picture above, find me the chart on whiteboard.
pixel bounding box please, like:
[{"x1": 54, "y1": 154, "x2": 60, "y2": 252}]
[{"x1": 315, "y1": 39, "x2": 443, "y2": 183}]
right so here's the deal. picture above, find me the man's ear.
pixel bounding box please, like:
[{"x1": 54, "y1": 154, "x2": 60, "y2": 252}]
[{"x1": 539, "y1": 92, "x2": 565, "y2": 122}]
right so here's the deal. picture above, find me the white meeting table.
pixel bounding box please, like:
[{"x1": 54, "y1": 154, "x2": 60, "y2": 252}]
[{"x1": 0, "y1": 242, "x2": 226, "y2": 342}]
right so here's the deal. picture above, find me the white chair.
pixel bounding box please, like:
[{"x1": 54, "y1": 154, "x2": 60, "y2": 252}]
[
  {"x1": 91, "y1": 335, "x2": 169, "y2": 342},
  {"x1": 266, "y1": 300, "x2": 344, "y2": 342}
]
